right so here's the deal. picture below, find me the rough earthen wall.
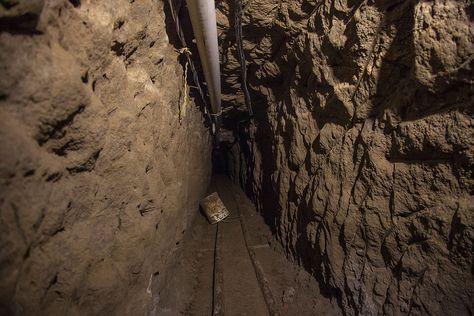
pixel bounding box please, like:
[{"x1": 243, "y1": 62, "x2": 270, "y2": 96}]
[
  {"x1": 0, "y1": 1, "x2": 211, "y2": 315},
  {"x1": 217, "y1": 0, "x2": 473, "y2": 314}
]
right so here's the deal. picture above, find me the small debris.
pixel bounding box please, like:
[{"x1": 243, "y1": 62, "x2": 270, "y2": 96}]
[{"x1": 282, "y1": 286, "x2": 296, "y2": 306}]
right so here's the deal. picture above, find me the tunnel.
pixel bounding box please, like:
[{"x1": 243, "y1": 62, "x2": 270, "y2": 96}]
[{"x1": 0, "y1": 0, "x2": 473, "y2": 315}]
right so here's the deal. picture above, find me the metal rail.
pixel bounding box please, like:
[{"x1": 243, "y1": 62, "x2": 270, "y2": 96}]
[{"x1": 213, "y1": 178, "x2": 279, "y2": 316}]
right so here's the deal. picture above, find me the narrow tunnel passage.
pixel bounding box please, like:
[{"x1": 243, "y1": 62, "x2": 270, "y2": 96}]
[
  {"x1": 159, "y1": 174, "x2": 341, "y2": 315},
  {"x1": 0, "y1": 0, "x2": 473, "y2": 315}
]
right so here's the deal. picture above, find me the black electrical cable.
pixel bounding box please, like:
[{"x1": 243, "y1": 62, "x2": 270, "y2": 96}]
[{"x1": 234, "y1": 0, "x2": 254, "y2": 118}]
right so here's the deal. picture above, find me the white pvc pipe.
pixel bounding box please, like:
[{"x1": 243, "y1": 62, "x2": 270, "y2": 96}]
[{"x1": 186, "y1": 0, "x2": 221, "y2": 118}]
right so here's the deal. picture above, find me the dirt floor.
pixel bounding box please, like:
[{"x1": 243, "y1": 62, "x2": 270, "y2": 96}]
[{"x1": 156, "y1": 175, "x2": 342, "y2": 315}]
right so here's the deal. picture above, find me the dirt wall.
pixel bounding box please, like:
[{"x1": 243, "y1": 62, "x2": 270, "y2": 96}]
[
  {"x1": 217, "y1": 0, "x2": 474, "y2": 314},
  {"x1": 0, "y1": 1, "x2": 211, "y2": 315}
]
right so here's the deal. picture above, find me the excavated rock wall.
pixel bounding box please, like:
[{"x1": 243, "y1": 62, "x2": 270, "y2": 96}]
[
  {"x1": 217, "y1": 0, "x2": 474, "y2": 314},
  {"x1": 0, "y1": 1, "x2": 211, "y2": 315}
]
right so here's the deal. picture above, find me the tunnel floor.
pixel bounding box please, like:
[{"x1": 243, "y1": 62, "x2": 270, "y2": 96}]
[{"x1": 157, "y1": 175, "x2": 341, "y2": 315}]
